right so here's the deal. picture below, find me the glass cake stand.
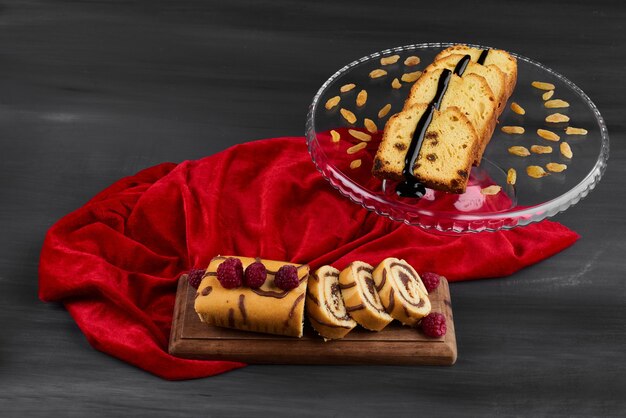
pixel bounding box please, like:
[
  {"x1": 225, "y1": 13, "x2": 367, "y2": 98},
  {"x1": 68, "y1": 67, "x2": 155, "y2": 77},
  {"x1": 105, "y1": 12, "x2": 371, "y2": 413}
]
[{"x1": 305, "y1": 43, "x2": 609, "y2": 233}]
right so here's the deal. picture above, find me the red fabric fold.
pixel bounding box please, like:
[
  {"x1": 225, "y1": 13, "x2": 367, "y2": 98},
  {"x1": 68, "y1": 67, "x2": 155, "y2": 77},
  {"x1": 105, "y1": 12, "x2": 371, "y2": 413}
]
[{"x1": 39, "y1": 136, "x2": 578, "y2": 380}]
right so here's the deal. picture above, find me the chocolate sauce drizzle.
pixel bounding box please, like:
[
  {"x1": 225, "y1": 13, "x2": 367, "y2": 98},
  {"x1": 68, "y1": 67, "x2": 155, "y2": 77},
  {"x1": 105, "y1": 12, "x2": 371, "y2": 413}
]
[
  {"x1": 395, "y1": 52, "x2": 480, "y2": 197},
  {"x1": 387, "y1": 287, "x2": 395, "y2": 313},
  {"x1": 454, "y1": 54, "x2": 472, "y2": 76},
  {"x1": 357, "y1": 266, "x2": 374, "y2": 274},
  {"x1": 477, "y1": 48, "x2": 490, "y2": 65},
  {"x1": 227, "y1": 308, "x2": 235, "y2": 328},
  {"x1": 376, "y1": 271, "x2": 387, "y2": 292},
  {"x1": 238, "y1": 294, "x2": 247, "y2": 325},
  {"x1": 251, "y1": 288, "x2": 290, "y2": 299},
  {"x1": 345, "y1": 303, "x2": 365, "y2": 313},
  {"x1": 284, "y1": 293, "x2": 305, "y2": 327},
  {"x1": 307, "y1": 291, "x2": 320, "y2": 306},
  {"x1": 338, "y1": 281, "x2": 356, "y2": 290},
  {"x1": 246, "y1": 273, "x2": 306, "y2": 298},
  {"x1": 309, "y1": 315, "x2": 352, "y2": 329}
]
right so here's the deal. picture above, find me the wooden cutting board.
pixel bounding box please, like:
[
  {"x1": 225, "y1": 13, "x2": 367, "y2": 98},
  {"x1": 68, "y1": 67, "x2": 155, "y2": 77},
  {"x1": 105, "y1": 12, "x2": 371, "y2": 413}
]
[{"x1": 169, "y1": 274, "x2": 457, "y2": 365}]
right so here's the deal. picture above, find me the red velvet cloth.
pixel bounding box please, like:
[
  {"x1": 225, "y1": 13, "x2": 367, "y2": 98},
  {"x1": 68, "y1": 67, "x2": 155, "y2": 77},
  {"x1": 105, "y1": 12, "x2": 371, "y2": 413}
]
[{"x1": 39, "y1": 136, "x2": 578, "y2": 380}]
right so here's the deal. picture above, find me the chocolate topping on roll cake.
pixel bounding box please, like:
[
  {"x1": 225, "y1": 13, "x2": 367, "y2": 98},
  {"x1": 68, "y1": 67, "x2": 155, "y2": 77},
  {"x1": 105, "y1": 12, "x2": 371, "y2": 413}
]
[
  {"x1": 338, "y1": 261, "x2": 393, "y2": 331},
  {"x1": 306, "y1": 266, "x2": 357, "y2": 340},
  {"x1": 372, "y1": 258, "x2": 431, "y2": 326},
  {"x1": 194, "y1": 256, "x2": 309, "y2": 337}
]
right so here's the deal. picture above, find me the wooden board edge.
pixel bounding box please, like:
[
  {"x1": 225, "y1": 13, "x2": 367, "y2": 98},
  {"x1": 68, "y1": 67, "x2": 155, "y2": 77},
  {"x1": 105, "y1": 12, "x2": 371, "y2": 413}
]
[
  {"x1": 168, "y1": 338, "x2": 455, "y2": 365},
  {"x1": 168, "y1": 274, "x2": 188, "y2": 355},
  {"x1": 439, "y1": 278, "x2": 458, "y2": 365}
]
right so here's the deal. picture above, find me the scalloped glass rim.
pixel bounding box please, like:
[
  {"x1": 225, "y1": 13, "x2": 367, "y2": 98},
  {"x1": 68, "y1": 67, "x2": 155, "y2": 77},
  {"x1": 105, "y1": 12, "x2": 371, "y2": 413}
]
[{"x1": 305, "y1": 42, "x2": 609, "y2": 233}]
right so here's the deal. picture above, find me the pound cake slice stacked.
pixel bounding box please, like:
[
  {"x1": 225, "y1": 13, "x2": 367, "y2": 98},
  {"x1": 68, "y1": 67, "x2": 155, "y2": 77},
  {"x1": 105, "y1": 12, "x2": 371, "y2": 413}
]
[
  {"x1": 427, "y1": 54, "x2": 508, "y2": 114},
  {"x1": 372, "y1": 45, "x2": 517, "y2": 194},
  {"x1": 404, "y1": 68, "x2": 498, "y2": 150},
  {"x1": 373, "y1": 103, "x2": 479, "y2": 194},
  {"x1": 435, "y1": 45, "x2": 517, "y2": 97},
  {"x1": 403, "y1": 68, "x2": 498, "y2": 167}
]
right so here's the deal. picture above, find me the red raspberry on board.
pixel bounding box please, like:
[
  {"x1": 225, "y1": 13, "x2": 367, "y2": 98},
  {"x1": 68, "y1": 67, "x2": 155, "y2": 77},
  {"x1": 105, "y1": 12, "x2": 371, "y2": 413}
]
[
  {"x1": 187, "y1": 268, "x2": 205, "y2": 289},
  {"x1": 420, "y1": 313, "x2": 447, "y2": 338},
  {"x1": 216, "y1": 258, "x2": 243, "y2": 289},
  {"x1": 274, "y1": 265, "x2": 300, "y2": 291},
  {"x1": 244, "y1": 262, "x2": 267, "y2": 289},
  {"x1": 421, "y1": 272, "x2": 442, "y2": 293}
]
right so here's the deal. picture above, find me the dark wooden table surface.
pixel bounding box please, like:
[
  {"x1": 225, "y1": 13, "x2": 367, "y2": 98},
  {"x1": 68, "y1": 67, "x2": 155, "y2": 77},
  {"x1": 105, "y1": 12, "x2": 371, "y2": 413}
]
[{"x1": 1, "y1": 1, "x2": 624, "y2": 416}]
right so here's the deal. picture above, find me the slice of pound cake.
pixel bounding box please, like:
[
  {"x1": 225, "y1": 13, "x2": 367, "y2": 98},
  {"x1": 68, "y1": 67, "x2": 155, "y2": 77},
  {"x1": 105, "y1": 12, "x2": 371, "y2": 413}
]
[
  {"x1": 372, "y1": 103, "x2": 479, "y2": 194},
  {"x1": 403, "y1": 68, "x2": 498, "y2": 165},
  {"x1": 435, "y1": 45, "x2": 518, "y2": 97},
  {"x1": 427, "y1": 54, "x2": 508, "y2": 115}
]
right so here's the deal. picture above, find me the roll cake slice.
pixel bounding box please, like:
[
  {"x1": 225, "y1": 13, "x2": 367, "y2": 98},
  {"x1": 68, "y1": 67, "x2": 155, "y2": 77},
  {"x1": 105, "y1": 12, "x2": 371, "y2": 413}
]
[
  {"x1": 306, "y1": 265, "x2": 357, "y2": 340},
  {"x1": 372, "y1": 258, "x2": 431, "y2": 326},
  {"x1": 194, "y1": 256, "x2": 309, "y2": 337},
  {"x1": 403, "y1": 68, "x2": 498, "y2": 165},
  {"x1": 435, "y1": 45, "x2": 518, "y2": 98},
  {"x1": 372, "y1": 103, "x2": 479, "y2": 194},
  {"x1": 338, "y1": 261, "x2": 393, "y2": 331}
]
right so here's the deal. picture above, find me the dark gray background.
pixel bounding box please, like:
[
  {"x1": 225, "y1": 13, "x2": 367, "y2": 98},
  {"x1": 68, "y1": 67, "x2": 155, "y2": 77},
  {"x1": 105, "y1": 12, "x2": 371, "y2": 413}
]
[{"x1": 1, "y1": 0, "x2": 624, "y2": 416}]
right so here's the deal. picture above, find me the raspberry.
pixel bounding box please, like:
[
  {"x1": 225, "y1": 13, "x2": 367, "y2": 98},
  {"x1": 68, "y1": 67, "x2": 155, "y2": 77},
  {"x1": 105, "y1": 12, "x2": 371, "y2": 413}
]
[
  {"x1": 216, "y1": 257, "x2": 243, "y2": 289},
  {"x1": 244, "y1": 262, "x2": 267, "y2": 289},
  {"x1": 274, "y1": 265, "x2": 300, "y2": 291},
  {"x1": 421, "y1": 313, "x2": 446, "y2": 338},
  {"x1": 187, "y1": 268, "x2": 205, "y2": 289},
  {"x1": 421, "y1": 272, "x2": 442, "y2": 293}
]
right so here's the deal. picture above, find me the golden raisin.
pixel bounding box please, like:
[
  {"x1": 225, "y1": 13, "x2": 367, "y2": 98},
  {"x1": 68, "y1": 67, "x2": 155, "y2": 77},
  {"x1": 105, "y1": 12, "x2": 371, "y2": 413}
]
[
  {"x1": 340, "y1": 83, "x2": 356, "y2": 93},
  {"x1": 356, "y1": 90, "x2": 367, "y2": 107},
  {"x1": 537, "y1": 129, "x2": 560, "y2": 142},
  {"x1": 526, "y1": 165, "x2": 550, "y2": 178},
  {"x1": 325, "y1": 96, "x2": 340, "y2": 110},
  {"x1": 380, "y1": 55, "x2": 400, "y2": 65},
  {"x1": 369, "y1": 69, "x2": 387, "y2": 79},
  {"x1": 508, "y1": 146, "x2": 531, "y2": 157},
  {"x1": 364, "y1": 118, "x2": 378, "y2": 134},
  {"x1": 340, "y1": 108, "x2": 357, "y2": 124},
  {"x1": 532, "y1": 81, "x2": 555, "y2": 90},
  {"x1": 348, "y1": 129, "x2": 371, "y2": 142},
  {"x1": 378, "y1": 104, "x2": 392, "y2": 118}
]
